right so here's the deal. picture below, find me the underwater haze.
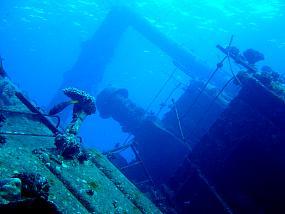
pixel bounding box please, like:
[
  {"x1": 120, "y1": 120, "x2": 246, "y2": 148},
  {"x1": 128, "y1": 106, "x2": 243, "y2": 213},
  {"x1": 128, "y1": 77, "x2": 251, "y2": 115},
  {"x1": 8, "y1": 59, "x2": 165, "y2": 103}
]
[{"x1": 0, "y1": 0, "x2": 285, "y2": 152}]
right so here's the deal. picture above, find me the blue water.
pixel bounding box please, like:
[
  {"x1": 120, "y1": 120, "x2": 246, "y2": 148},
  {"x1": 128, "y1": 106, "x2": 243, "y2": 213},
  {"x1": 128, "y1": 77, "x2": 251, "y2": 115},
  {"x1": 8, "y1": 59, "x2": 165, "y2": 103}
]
[{"x1": 0, "y1": 0, "x2": 284, "y2": 152}]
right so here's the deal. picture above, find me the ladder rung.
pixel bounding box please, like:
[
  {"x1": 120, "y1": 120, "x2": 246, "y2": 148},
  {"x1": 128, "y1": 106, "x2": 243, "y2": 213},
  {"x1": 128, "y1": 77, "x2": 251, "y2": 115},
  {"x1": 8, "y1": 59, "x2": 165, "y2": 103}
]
[
  {"x1": 135, "y1": 179, "x2": 152, "y2": 186},
  {"x1": 120, "y1": 161, "x2": 143, "y2": 170}
]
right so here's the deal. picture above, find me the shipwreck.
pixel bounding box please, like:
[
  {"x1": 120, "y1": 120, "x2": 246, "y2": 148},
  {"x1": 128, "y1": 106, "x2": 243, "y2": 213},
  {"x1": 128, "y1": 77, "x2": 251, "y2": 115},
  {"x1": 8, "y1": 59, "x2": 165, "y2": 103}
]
[{"x1": 1, "y1": 6, "x2": 285, "y2": 214}]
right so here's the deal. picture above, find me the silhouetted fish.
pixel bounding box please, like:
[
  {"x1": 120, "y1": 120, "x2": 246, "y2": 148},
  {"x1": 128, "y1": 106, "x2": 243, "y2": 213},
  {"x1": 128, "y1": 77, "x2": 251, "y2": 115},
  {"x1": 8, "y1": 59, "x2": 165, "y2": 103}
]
[{"x1": 48, "y1": 100, "x2": 78, "y2": 115}]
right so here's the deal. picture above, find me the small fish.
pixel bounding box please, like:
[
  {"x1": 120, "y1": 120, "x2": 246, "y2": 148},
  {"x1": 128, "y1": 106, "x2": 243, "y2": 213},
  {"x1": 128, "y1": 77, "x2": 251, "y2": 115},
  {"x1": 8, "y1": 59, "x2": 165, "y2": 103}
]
[{"x1": 48, "y1": 100, "x2": 78, "y2": 115}]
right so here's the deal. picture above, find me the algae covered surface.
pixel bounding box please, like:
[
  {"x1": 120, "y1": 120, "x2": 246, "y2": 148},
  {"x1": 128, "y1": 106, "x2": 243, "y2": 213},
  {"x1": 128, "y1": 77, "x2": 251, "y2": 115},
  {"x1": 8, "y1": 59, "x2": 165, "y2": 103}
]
[{"x1": 0, "y1": 76, "x2": 160, "y2": 213}]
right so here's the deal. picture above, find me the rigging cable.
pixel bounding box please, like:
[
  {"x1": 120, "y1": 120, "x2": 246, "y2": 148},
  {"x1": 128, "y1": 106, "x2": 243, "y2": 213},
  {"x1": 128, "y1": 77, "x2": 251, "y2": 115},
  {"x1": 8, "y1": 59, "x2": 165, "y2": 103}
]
[
  {"x1": 0, "y1": 109, "x2": 61, "y2": 128},
  {"x1": 169, "y1": 36, "x2": 236, "y2": 213},
  {"x1": 155, "y1": 83, "x2": 181, "y2": 117},
  {"x1": 185, "y1": 76, "x2": 234, "y2": 142},
  {"x1": 171, "y1": 99, "x2": 233, "y2": 214},
  {"x1": 186, "y1": 158, "x2": 234, "y2": 214},
  {"x1": 172, "y1": 99, "x2": 185, "y2": 141},
  {"x1": 180, "y1": 35, "x2": 234, "y2": 119},
  {"x1": 171, "y1": 98, "x2": 192, "y2": 151},
  {"x1": 120, "y1": 67, "x2": 179, "y2": 148},
  {"x1": 180, "y1": 56, "x2": 227, "y2": 119},
  {"x1": 187, "y1": 37, "x2": 243, "y2": 140},
  {"x1": 0, "y1": 131, "x2": 55, "y2": 138},
  {"x1": 184, "y1": 37, "x2": 243, "y2": 142},
  {"x1": 145, "y1": 67, "x2": 177, "y2": 112},
  {"x1": 227, "y1": 52, "x2": 241, "y2": 85}
]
